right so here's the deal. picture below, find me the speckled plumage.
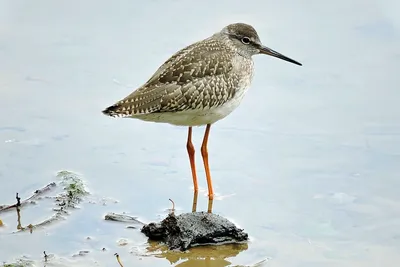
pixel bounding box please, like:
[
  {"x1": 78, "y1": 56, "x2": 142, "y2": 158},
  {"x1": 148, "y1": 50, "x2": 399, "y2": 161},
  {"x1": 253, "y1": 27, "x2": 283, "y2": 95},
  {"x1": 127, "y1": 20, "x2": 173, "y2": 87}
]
[{"x1": 103, "y1": 23, "x2": 258, "y2": 126}]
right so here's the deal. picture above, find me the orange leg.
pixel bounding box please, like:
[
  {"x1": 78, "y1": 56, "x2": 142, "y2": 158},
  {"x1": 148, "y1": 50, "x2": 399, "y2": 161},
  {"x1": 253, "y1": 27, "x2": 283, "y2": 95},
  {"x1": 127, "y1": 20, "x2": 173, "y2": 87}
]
[
  {"x1": 201, "y1": 124, "x2": 214, "y2": 212},
  {"x1": 187, "y1": 127, "x2": 198, "y2": 193},
  {"x1": 192, "y1": 191, "x2": 198, "y2": 212}
]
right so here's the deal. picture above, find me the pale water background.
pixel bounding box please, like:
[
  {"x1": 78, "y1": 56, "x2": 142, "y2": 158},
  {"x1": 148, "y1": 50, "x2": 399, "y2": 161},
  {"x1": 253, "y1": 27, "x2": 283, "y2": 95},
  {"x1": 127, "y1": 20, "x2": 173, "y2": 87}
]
[{"x1": 1, "y1": 0, "x2": 400, "y2": 266}]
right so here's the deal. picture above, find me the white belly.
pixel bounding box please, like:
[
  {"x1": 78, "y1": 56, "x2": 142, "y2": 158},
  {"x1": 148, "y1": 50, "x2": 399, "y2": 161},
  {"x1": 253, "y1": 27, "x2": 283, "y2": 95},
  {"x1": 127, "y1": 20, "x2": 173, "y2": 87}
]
[{"x1": 130, "y1": 89, "x2": 248, "y2": 126}]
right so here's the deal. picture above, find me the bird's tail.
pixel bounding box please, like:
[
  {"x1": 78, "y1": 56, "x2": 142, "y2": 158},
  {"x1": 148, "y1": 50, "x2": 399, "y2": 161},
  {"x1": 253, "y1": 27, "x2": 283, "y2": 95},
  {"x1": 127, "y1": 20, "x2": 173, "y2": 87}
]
[
  {"x1": 102, "y1": 104, "x2": 125, "y2": 118},
  {"x1": 102, "y1": 89, "x2": 162, "y2": 118}
]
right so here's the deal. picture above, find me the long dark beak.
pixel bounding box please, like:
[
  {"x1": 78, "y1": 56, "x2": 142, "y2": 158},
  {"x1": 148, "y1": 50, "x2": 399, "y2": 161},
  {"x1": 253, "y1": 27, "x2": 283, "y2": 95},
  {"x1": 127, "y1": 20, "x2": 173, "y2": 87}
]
[{"x1": 259, "y1": 45, "x2": 302, "y2": 66}]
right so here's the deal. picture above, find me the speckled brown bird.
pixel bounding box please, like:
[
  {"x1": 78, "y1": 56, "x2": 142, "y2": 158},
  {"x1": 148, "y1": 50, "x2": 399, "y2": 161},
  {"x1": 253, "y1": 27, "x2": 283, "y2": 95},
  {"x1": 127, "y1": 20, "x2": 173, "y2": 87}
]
[{"x1": 103, "y1": 23, "x2": 301, "y2": 212}]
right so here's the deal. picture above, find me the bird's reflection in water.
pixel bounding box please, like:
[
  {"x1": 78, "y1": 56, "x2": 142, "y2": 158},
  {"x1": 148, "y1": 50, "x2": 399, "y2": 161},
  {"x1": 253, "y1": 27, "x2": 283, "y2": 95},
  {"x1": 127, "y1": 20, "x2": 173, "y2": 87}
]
[
  {"x1": 192, "y1": 191, "x2": 198, "y2": 212},
  {"x1": 146, "y1": 241, "x2": 248, "y2": 267},
  {"x1": 191, "y1": 191, "x2": 213, "y2": 213}
]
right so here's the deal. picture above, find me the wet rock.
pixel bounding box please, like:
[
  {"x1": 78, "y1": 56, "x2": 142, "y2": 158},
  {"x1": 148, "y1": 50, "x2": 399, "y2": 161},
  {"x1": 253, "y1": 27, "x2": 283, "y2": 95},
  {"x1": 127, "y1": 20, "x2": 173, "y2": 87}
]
[{"x1": 141, "y1": 212, "x2": 248, "y2": 251}]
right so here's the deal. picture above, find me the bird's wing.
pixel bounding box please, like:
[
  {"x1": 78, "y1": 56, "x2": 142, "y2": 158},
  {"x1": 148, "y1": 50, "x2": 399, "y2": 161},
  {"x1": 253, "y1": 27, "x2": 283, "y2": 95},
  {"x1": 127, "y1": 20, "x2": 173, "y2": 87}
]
[{"x1": 103, "y1": 38, "x2": 239, "y2": 117}]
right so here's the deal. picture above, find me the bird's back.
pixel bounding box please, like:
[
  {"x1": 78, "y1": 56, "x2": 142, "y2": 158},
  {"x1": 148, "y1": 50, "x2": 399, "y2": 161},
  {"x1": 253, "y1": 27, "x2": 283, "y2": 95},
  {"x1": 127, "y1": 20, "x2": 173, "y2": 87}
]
[{"x1": 103, "y1": 35, "x2": 253, "y2": 118}]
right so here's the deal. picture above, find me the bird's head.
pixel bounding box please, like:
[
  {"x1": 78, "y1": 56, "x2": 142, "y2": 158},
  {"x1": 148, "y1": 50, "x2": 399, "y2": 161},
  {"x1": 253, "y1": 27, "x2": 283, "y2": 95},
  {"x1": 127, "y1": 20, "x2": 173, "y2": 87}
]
[{"x1": 221, "y1": 23, "x2": 302, "y2": 66}]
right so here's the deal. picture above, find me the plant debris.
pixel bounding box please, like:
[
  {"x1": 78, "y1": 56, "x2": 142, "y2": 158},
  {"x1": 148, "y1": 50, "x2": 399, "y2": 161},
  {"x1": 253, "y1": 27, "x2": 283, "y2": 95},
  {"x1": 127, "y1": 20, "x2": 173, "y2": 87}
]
[
  {"x1": 0, "y1": 183, "x2": 56, "y2": 212},
  {"x1": 1, "y1": 258, "x2": 34, "y2": 267},
  {"x1": 55, "y1": 170, "x2": 89, "y2": 210},
  {"x1": 0, "y1": 170, "x2": 89, "y2": 233}
]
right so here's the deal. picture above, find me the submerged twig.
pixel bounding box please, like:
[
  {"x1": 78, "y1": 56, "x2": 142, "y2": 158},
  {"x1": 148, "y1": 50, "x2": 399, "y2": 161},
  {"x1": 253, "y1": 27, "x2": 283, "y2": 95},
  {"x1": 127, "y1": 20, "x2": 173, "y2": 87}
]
[
  {"x1": 114, "y1": 253, "x2": 124, "y2": 267},
  {"x1": 16, "y1": 207, "x2": 22, "y2": 230},
  {"x1": 8, "y1": 171, "x2": 89, "y2": 233},
  {"x1": 16, "y1": 213, "x2": 63, "y2": 233},
  {"x1": 0, "y1": 183, "x2": 56, "y2": 213},
  {"x1": 14, "y1": 205, "x2": 33, "y2": 233}
]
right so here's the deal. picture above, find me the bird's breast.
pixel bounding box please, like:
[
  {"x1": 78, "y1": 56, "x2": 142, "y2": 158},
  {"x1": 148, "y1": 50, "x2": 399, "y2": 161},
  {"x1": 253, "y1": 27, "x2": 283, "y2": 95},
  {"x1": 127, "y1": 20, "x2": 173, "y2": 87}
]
[{"x1": 231, "y1": 56, "x2": 254, "y2": 97}]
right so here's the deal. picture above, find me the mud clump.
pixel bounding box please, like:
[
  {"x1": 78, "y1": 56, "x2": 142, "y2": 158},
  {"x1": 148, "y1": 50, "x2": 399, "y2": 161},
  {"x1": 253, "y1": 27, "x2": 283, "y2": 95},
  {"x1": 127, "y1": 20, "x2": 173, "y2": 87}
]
[{"x1": 141, "y1": 212, "x2": 248, "y2": 251}]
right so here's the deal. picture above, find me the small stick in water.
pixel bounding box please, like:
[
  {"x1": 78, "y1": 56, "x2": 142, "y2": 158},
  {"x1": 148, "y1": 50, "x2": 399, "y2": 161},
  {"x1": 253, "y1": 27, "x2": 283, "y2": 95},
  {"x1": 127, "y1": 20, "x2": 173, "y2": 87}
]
[
  {"x1": 43, "y1": 251, "x2": 48, "y2": 262},
  {"x1": 16, "y1": 193, "x2": 21, "y2": 207},
  {"x1": 114, "y1": 253, "x2": 124, "y2": 267},
  {"x1": 169, "y1": 198, "x2": 175, "y2": 214}
]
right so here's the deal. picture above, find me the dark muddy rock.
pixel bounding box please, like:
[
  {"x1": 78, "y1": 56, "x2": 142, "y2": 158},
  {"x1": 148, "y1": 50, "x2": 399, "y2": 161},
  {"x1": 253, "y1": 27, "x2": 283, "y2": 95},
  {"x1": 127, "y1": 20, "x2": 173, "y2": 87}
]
[{"x1": 141, "y1": 212, "x2": 248, "y2": 251}]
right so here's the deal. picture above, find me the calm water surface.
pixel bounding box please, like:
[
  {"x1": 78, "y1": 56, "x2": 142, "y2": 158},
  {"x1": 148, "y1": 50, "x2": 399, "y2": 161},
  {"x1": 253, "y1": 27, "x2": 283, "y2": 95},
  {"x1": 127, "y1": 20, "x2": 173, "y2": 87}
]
[{"x1": 1, "y1": 1, "x2": 400, "y2": 266}]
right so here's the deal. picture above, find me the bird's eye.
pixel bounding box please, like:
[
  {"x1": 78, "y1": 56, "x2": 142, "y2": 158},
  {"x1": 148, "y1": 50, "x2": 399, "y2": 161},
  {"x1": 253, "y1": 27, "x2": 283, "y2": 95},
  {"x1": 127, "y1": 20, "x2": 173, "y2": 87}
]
[{"x1": 241, "y1": 37, "x2": 251, "y2": 44}]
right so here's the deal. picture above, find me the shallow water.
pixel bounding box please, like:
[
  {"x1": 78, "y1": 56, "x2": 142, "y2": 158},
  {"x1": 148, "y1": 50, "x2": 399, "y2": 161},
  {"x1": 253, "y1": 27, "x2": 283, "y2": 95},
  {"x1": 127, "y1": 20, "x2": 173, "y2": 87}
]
[{"x1": 1, "y1": 0, "x2": 400, "y2": 266}]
